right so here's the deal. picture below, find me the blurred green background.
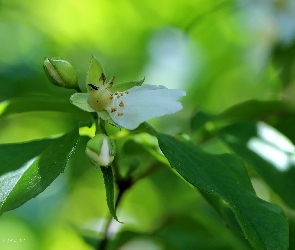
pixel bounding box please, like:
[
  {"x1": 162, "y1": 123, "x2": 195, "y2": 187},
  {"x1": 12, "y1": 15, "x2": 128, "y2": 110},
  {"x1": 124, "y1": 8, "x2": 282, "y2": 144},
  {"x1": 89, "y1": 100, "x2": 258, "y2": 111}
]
[{"x1": 1, "y1": 0, "x2": 295, "y2": 249}]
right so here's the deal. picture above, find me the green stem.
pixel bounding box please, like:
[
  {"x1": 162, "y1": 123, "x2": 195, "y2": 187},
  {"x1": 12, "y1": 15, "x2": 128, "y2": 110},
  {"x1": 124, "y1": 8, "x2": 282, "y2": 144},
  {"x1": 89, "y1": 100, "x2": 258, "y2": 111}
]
[
  {"x1": 97, "y1": 214, "x2": 112, "y2": 250},
  {"x1": 97, "y1": 162, "x2": 163, "y2": 250},
  {"x1": 91, "y1": 113, "x2": 107, "y2": 135},
  {"x1": 132, "y1": 162, "x2": 163, "y2": 183}
]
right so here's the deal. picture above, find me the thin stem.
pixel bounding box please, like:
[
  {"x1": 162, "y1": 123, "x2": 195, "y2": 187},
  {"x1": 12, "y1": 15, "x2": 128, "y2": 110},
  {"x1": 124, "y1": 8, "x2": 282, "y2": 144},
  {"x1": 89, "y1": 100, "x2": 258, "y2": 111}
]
[
  {"x1": 132, "y1": 162, "x2": 163, "y2": 183},
  {"x1": 92, "y1": 113, "x2": 108, "y2": 135},
  {"x1": 97, "y1": 162, "x2": 163, "y2": 250},
  {"x1": 97, "y1": 214, "x2": 112, "y2": 250}
]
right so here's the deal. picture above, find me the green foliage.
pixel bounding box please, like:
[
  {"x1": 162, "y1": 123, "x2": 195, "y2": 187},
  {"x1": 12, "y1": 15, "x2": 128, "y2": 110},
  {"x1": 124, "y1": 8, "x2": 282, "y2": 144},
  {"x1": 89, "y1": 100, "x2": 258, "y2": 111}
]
[
  {"x1": 0, "y1": 96, "x2": 92, "y2": 124},
  {"x1": 149, "y1": 125, "x2": 288, "y2": 250},
  {"x1": 0, "y1": 128, "x2": 79, "y2": 214},
  {"x1": 1, "y1": 0, "x2": 295, "y2": 249}
]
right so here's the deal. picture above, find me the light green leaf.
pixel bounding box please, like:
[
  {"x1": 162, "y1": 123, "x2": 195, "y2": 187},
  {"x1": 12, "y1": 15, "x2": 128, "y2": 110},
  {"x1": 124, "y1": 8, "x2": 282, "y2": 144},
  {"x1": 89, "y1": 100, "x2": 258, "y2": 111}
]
[
  {"x1": 100, "y1": 166, "x2": 121, "y2": 222},
  {"x1": 0, "y1": 96, "x2": 92, "y2": 123},
  {"x1": 0, "y1": 128, "x2": 79, "y2": 214},
  {"x1": 110, "y1": 78, "x2": 145, "y2": 93},
  {"x1": 86, "y1": 55, "x2": 104, "y2": 91},
  {"x1": 217, "y1": 121, "x2": 295, "y2": 209},
  {"x1": 148, "y1": 125, "x2": 288, "y2": 250}
]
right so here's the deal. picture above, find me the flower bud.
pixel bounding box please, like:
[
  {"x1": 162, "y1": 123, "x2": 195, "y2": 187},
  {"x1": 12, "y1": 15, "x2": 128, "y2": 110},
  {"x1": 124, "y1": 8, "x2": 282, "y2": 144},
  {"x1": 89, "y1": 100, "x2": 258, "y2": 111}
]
[
  {"x1": 43, "y1": 57, "x2": 79, "y2": 90},
  {"x1": 85, "y1": 134, "x2": 116, "y2": 167}
]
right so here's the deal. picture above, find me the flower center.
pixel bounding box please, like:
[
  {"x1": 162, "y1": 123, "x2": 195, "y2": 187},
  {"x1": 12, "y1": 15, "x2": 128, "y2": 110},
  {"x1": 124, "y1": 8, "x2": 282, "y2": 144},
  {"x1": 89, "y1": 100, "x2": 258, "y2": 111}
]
[{"x1": 88, "y1": 87, "x2": 111, "y2": 111}]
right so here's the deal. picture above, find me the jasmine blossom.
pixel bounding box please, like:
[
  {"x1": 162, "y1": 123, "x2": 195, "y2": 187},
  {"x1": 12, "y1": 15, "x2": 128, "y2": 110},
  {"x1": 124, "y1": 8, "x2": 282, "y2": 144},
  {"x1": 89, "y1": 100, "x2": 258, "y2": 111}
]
[{"x1": 70, "y1": 55, "x2": 185, "y2": 130}]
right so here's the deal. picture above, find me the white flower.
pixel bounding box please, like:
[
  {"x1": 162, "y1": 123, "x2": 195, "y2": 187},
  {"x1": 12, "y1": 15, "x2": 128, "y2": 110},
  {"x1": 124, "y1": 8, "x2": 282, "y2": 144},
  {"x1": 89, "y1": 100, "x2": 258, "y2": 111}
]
[
  {"x1": 105, "y1": 85, "x2": 185, "y2": 129},
  {"x1": 70, "y1": 56, "x2": 186, "y2": 130}
]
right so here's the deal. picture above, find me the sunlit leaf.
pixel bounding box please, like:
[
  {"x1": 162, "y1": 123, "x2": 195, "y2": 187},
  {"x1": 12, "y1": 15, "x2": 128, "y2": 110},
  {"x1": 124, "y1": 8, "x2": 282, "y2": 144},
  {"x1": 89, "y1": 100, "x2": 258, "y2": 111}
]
[
  {"x1": 0, "y1": 96, "x2": 92, "y2": 123},
  {"x1": 0, "y1": 128, "x2": 79, "y2": 214}
]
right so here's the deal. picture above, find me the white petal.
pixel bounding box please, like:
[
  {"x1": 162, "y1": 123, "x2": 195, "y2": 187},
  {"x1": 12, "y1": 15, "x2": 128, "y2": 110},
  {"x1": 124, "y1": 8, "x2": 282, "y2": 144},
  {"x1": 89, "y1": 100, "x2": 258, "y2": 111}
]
[
  {"x1": 70, "y1": 93, "x2": 95, "y2": 112},
  {"x1": 106, "y1": 85, "x2": 186, "y2": 130}
]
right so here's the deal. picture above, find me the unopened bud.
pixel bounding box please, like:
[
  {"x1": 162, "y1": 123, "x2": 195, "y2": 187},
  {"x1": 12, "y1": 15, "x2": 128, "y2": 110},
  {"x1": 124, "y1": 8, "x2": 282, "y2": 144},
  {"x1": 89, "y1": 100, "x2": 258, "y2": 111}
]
[
  {"x1": 43, "y1": 57, "x2": 79, "y2": 90},
  {"x1": 86, "y1": 134, "x2": 116, "y2": 167}
]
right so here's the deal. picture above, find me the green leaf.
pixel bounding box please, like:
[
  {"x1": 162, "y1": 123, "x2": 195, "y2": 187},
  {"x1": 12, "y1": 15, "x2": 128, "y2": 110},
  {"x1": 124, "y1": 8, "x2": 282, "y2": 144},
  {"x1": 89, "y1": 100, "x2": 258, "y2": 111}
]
[
  {"x1": 190, "y1": 100, "x2": 294, "y2": 131},
  {"x1": 217, "y1": 121, "x2": 295, "y2": 209},
  {"x1": 155, "y1": 215, "x2": 251, "y2": 250},
  {"x1": 100, "y1": 166, "x2": 121, "y2": 222},
  {"x1": 86, "y1": 54, "x2": 104, "y2": 91},
  {"x1": 0, "y1": 128, "x2": 79, "y2": 214},
  {"x1": 216, "y1": 100, "x2": 293, "y2": 122},
  {"x1": 0, "y1": 96, "x2": 92, "y2": 123},
  {"x1": 190, "y1": 100, "x2": 295, "y2": 134},
  {"x1": 148, "y1": 125, "x2": 288, "y2": 250},
  {"x1": 110, "y1": 78, "x2": 145, "y2": 93},
  {"x1": 191, "y1": 110, "x2": 214, "y2": 132}
]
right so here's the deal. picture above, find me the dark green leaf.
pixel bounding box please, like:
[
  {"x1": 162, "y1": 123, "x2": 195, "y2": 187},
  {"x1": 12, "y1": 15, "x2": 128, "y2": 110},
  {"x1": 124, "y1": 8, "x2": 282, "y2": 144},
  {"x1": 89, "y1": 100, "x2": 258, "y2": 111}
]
[
  {"x1": 190, "y1": 100, "x2": 295, "y2": 130},
  {"x1": 216, "y1": 100, "x2": 292, "y2": 122},
  {"x1": 110, "y1": 78, "x2": 145, "y2": 93},
  {"x1": 155, "y1": 216, "x2": 251, "y2": 250},
  {"x1": 100, "y1": 166, "x2": 121, "y2": 222},
  {"x1": 148, "y1": 125, "x2": 288, "y2": 250},
  {"x1": 217, "y1": 121, "x2": 295, "y2": 209},
  {"x1": 191, "y1": 110, "x2": 214, "y2": 132},
  {"x1": 0, "y1": 128, "x2": 79, "y2": 214},
  {"x1": 273, "y1": 40, "x2": 295, "y2": 87}
]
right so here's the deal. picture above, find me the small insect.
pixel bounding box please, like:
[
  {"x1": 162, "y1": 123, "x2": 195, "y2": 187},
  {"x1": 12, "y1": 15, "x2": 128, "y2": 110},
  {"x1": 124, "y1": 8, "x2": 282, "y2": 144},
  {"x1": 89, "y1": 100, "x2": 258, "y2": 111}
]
[{"x1": 88, "y1": 84, "x2": 99, "y2": 90}]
